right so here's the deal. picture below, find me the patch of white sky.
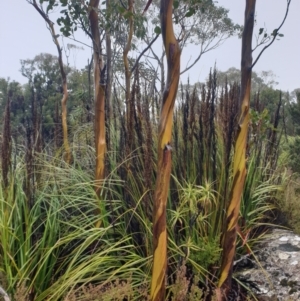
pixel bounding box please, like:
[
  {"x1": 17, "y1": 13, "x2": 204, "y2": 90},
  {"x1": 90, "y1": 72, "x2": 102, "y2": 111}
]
[{"x1": 0, "y1": 0, "x2": 299, "y2": 91}]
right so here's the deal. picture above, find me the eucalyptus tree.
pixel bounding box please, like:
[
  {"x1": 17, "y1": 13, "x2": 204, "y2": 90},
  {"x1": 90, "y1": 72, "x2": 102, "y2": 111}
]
[
  {"x1": 87, "y1": 0, "x2": 107, "y2": 201},
  {"x1": 218, "y1": 0, "x2": 291, "y2": 298},
  {"x1": 36, "y1": 0, "x2": 109, "y2": 196},
  {"x1": 27, "y1": 0, "x2": 72, "y2": 163},
  {"x1": 150, "y1": 1, "x2": 180, "y2": 299}
]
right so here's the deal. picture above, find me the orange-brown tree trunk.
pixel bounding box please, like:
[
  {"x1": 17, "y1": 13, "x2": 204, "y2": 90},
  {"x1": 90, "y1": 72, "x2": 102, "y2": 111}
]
[
  {"x1": 30, "y1": 0, "x2": 71, "y2": 164},
  {"x1": 150, "y1": 0, "x2": 180, "y2": 300},
  {"x1": 88, "y1": 0, "x2": 106, "y2": 198},
  {"x1": 218, "y1": 0, "x2": 256, "y2": 298}
]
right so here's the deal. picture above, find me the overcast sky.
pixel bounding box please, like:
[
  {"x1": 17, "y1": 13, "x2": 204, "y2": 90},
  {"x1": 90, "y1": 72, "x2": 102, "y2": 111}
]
[{"x1": 0, "y1": 1, "x2": 299, "y2": 91}]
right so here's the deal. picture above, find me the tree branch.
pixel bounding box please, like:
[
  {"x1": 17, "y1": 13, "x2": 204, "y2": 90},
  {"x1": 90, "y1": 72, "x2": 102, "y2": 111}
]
[
  {"x1": 251, "y1": 0, "x2": 291, "y2": 69},
  {"x1": 180, "y1": 36, "x2": 226, "y2": 75},
  {"x1": 65, "y1": 36, "x2": 93, "y2": 49},
  {"x1": 131, "y1": 34, "x2": 160, "y2": 73}
]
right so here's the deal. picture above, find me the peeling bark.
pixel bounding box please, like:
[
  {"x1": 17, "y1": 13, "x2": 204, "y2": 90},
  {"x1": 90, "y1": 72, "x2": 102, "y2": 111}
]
[
  {"x1": 218, "y1": 0, "x2": 256, "y2": 297},
  {"x1": 88, "y1": 0, "x2": 106, "y2": 198},
  {"x1": 150, "y1": 0, "x2": 181, "y2": 300}
]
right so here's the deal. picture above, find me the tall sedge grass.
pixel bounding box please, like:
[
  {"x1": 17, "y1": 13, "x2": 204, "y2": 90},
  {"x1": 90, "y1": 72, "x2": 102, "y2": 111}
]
[
  {"x1": 0, "y1": 67, "x2": 286, "y2": 299},
  {"x1": 0, "y1": 154, "x2": 152, "y2": 300}
]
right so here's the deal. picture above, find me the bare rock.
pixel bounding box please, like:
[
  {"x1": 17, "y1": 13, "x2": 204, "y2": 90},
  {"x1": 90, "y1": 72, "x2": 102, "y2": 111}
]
[{"x1": 234, "y1": 229, "x2": 300, "y2": 300}]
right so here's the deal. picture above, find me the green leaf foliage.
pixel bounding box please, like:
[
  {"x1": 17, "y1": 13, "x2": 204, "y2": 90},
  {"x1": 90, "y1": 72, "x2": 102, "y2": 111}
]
[{"x1": 154, "y1": 25, "x2": 161, "y2": 35}]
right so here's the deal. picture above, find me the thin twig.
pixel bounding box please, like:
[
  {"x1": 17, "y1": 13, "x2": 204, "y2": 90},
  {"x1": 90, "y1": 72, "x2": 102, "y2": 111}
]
[
  {"x1": 251, "y1": 0, "x2": 291, "y2": 69},
  {"x1": 131, "y1": 34, "x2": 160, "y2": 73}
]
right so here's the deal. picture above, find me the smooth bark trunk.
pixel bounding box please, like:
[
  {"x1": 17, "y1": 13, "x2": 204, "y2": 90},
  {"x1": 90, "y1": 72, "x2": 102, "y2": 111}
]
[
  {"x1": 150, "y1": 0, "x2": 180, "y2": 300},
  {"x1": 31, "y1": 0, "x2": 71, "y2": 163},
  {"x1": 88, "y1": 0, "x2": 106, "y2": 198},
  {"x1": 218, "y1": 0, "x2": 255, "y2": 298}
]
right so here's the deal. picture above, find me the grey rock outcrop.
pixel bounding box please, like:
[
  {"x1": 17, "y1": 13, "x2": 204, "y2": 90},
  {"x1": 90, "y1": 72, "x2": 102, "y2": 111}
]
[{"x1": 235, "y1": 229, "x2": 300, "y2": 300}]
